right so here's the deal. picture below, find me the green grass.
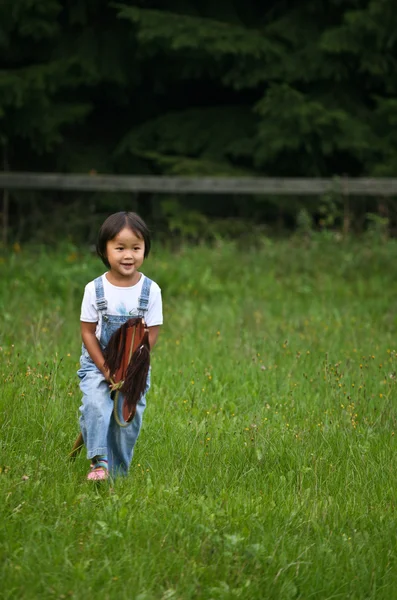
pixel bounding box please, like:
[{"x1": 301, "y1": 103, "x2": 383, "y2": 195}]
[{"x1": 1, "y1": 235, "x2": 397, "y2": 599}]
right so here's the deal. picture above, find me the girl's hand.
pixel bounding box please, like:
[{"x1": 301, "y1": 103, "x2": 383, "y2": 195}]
[{"x1": 102, "y1": 367, "x2": 111, "y2": 381}]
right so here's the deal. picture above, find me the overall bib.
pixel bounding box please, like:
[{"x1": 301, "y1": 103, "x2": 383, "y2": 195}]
[{"x1": 77, "y1": 275, "x2": 152, "y2": 475}]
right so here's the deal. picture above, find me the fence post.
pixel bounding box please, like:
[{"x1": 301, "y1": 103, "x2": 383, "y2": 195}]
[
  {"x1": 1, "y1": 147, "x2": 9, "y2": 247},
  {"x1": 342, "y1": 176, "x2": 350, "y2": 236}
]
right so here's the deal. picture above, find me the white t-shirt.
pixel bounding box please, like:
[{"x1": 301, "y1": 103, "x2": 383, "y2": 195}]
[{"x1": 80, "y1": 273, "x2": 163, "y2": 340}]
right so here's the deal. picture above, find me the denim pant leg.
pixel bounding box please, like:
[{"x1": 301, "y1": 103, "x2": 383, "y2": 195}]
[
  {"x1": 107, "y1": 393, "x2": 147, "y2": 476},
  {"x1": 79, "y1": 370, "x2": 113, "y2": 460}
]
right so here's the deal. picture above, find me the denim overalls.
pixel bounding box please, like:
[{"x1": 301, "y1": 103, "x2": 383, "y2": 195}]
[{"x1": 78, "y1": 275, "x2": 152, "y2": 476}]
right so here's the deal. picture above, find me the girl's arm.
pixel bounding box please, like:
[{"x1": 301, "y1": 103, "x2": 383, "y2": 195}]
[
  {"x1": 81, "y1": 321, "x2": 110, "y2": 380},
  {"x1": 148, "y1": 325, "x2": 161, "y2": 350}
]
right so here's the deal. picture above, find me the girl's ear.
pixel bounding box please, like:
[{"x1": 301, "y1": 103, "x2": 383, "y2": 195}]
[
  {"x1": 100, "y1": 250, "x2": 110, "y2": 268},
  {"x1": 102, "y1": 243, "x2": 109, "y2": 266}
]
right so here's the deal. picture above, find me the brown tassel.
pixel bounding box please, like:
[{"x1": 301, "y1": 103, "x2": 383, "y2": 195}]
[
  {"x1": 103, "y1": 320, "x2": 129, "y2": 375},
  {"x1": 103, "y1": 318, "x2": 151, "y2": 423},
  {"x1": 121, "y1": 329, "x2": 150, "y2": 421}
]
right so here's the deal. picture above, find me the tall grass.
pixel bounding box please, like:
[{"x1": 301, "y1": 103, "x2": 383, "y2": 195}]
[{"x1": 1, "y1": 235, "x2": 397, "y2": 599}]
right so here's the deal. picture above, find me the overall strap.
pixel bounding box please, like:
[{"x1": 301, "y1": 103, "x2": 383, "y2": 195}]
[
  {"x1": 138, "y1": 276, "x2": 152, "y2": 317},
  {"x1": 94, "y1": 276, "x2": 108, "y2": 313}
]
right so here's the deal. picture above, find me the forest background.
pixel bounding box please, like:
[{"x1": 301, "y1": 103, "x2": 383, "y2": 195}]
[{"x1": 1, "y1": 0, "x2": 397, "y2": 242}]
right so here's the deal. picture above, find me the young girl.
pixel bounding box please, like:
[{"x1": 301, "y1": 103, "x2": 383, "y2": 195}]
[{"x1": 77, "y1": 211, "x2": 163, "y2": 480}]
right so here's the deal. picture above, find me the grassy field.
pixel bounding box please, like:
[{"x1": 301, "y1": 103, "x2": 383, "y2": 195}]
[{"x1": 1, "y1": 234, "x2": 397, "y2": 599}]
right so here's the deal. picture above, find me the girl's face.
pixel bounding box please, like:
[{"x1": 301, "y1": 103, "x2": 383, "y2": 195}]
[{"x1": 105, "y1": 226, "x2": 145, "y2": 286}]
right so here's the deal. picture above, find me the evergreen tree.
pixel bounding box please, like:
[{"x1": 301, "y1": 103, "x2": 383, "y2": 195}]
[
  {"x1": 1, "y1": 0, "x2": 396, "y2": 239},
  {"x1": 0, "y1": 0, "x2": 91, "y2": 169},
  {"x1": 114, "y1": 0, "x2": 397, "y2": 177}
]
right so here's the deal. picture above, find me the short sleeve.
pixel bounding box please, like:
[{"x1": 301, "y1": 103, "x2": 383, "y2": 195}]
[
  {"x1": 80, "y1": 283, "x2": 98, "y2": 322},
  {"x1": 146, "y1": 282, "x2": 163, "y2": 327}
]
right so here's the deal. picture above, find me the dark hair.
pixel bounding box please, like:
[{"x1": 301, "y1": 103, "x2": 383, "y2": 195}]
[{"x1": 96, "y1": 212, "x2": 151, "y2": 267}]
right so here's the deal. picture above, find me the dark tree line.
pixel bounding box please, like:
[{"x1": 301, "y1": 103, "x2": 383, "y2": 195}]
[{"x1": 1, "y1": 0, "x2": 396, "y2": 241}]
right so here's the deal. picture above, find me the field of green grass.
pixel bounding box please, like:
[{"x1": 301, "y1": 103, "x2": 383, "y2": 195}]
[{"x1": 1, "y1": 235, "x2": 397, "y2": 599}]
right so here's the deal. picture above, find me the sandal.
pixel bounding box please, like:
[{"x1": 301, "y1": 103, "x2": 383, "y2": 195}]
[{"x1": 87, "y1": 466, "x2": 109, "y2": 481}]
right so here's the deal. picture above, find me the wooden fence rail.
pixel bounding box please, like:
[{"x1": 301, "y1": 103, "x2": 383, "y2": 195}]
[{"x1": 1, "y1": 172, "x2": 397, "y2": 195}]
